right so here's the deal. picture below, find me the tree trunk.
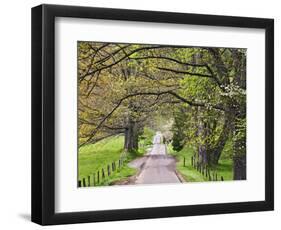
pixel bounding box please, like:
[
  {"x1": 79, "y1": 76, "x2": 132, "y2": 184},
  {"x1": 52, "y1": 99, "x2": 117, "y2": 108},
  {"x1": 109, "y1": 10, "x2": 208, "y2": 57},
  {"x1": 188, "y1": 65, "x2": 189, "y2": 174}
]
[
  {"x1": 230, "y1": 50, "x2": 246, "y2": 180},
  {"x1": 198, "y1": 145, "x2": 208, "y2": 165},
  {"x1": 233, "y1": 154, "x2": 246, "y2": 180},
  {"x1": 208, "y1": 112, "x2": 232, "y2": 166},
  {"x1": 232, "y1": 119, "x2": 246, "y2": 180},
  {"x1": 232, "y1": 109, "x2": 246, "y2": 180},
  {"x1": 198, "y1": 120, "x2": 208, "y2": 165},
  {"x1": 124, "y1": 118, "x2": 139, "y2": 152}
]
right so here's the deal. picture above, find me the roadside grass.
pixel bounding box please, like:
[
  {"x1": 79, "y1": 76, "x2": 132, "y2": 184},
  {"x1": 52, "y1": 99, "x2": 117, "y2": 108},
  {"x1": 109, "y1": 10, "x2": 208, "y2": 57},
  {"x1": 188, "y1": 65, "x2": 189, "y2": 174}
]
[
  {"x1": 79, "y1": 135, "x2": 124, "y2": 179},
  {"x1": 78, "y1": 134, "x2": 150, "y2": 187},
  {"x1": 168, "y1": 145, "x2": 207, "y2": 182},
  {"x1": 99, "y1": 166, "x2": 136, "y2": 186},
  {"x1": 79, "y1": 135, "x2": 135, "y2": 186},
  {"x1": 168, "y1": 140, "x2": 233, "y2": 182}
]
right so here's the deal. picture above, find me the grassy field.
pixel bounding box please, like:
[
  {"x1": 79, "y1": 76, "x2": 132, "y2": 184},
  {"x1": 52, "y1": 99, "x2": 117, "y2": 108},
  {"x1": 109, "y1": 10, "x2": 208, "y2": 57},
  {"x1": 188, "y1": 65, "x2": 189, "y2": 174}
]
[
  {"x1": 168, "y1": 141, "x2": 233, "y2": 182},
  {"x1": 79, "y1": 135, "x2": 135, "y2": 186},
  {"x1": 78, "y1": 134, "x2": 151, "y2": 187}
]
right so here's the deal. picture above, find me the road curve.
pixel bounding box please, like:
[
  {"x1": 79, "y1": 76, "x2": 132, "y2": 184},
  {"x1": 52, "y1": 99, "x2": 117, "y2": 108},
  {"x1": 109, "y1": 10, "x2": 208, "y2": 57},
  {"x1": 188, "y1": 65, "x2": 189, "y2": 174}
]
[{"x1": 128, "y1": 133, "x2": 181, "y2": 185}]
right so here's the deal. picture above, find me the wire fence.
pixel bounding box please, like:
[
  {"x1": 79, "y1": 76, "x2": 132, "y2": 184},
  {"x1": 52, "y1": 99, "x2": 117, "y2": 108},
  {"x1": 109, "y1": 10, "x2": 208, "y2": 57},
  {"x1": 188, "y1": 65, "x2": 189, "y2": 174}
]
[
  {"x1": 183, "y1": 155, "x2": 224, "y2": 181},
  {"x1": 78, "y1": 155, "x2": 126, "y2": 187}
]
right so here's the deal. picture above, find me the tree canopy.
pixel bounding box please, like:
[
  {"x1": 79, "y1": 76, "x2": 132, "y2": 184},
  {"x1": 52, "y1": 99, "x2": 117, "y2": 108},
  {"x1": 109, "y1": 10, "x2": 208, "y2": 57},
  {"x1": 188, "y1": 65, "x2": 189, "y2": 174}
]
[{"x1": 78, "y1": 41, "x2": 246, "y2": 180}]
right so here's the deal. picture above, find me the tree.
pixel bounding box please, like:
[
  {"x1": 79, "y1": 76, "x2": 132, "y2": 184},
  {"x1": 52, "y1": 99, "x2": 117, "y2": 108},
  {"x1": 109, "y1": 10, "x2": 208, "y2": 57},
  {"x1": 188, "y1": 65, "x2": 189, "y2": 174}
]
[
  {"x1": 171, "y1": 106, "x2": 187, "y2": 152},
  {"x1": 78, "y1": 42, "x2": 247, "y2": 180}
]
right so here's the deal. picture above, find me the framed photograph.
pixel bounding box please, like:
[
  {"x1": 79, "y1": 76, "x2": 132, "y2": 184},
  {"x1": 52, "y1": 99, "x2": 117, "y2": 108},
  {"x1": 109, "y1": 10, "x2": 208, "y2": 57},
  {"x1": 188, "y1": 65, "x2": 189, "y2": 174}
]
[{"x1": 31, "y1": 4, "x2": 274, "y2": 225}]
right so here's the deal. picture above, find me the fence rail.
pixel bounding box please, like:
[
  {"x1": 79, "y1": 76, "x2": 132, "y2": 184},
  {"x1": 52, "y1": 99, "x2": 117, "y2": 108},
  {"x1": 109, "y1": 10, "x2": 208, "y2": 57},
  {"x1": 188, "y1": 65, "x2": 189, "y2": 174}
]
[{"x1": 78, "y1": 156, "x2": 126, "y2": 187}]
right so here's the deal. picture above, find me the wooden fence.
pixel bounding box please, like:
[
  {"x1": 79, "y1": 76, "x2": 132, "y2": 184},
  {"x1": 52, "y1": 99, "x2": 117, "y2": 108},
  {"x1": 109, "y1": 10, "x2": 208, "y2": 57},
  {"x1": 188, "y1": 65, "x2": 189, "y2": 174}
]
[
  {"x1": 78, "y1": 156, "x2": 126, "y2": 187},
  {"x1": 183, "y1": 156, "x2": 224, "y2": 182}
]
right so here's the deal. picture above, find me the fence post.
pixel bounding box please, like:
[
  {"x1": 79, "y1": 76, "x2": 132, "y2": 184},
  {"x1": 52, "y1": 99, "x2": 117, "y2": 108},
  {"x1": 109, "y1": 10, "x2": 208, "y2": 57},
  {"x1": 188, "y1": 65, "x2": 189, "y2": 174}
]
[
  {"x1": 102, "y1": 168, "x2": 105, "y2": 179},
  {"x1": 97, "y1": 171, "x2": 100, "y2": 184},
  {"x1": 88, "y1": 175, "x2": 91, "y2": 186},
  {"x1": 221, "y1": 176, "x2": 224, "y2": 181},
  {"x1": 78, "y1": 180, "x2": 81, "y2": 187},
  {"x1": 112, "y1": 162, "x2": 115, "y2": 172},
  {"x1": 183, "y1": 157, "x2": 186, "y2": 167},
  {"x1": 192, "y1": 157, "x2": 194, "y2": 167},
  {"x1": 82, "y1": 178, "x2": 86, "y2": 187},
  {"x1": 93, "y1": 173, "x2": 95, "y2": 186},
  {"x1": 118, "y1": 159, "x2": 121, "y2": 169},
  {"x1": 107, "y1": 165, "x2": 111, "y2": 176}
]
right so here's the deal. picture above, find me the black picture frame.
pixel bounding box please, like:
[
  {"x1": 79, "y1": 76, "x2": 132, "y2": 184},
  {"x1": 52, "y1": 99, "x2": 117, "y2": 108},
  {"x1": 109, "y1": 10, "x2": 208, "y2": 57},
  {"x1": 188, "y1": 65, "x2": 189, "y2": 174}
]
[{"x1": 31, "y1": 4, "x2": 274, "y2": 225}]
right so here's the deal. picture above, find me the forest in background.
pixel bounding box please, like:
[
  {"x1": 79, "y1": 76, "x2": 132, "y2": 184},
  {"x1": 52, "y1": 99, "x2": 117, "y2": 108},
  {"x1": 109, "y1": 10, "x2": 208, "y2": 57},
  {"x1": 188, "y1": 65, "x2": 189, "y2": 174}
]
[{"x1": 78, "y1": 42, "x2": 246, "y2": 182}]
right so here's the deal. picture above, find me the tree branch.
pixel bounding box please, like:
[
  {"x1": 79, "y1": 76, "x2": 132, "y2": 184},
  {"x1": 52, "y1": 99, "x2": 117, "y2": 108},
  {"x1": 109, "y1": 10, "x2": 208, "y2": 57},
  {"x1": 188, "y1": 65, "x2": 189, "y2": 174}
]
[
  {"x1": 157, "y1": 67, "x2": 213, "y2": 78},
  {"x1": 80, "y1": 46, "x2": 183, "y2": 80},
  {"x1": 129, "y1": 55, "x2": 207, "y2": 68},
  {"x1": 81, "y1": 89, "x2": 226, "y2": 146},
  {"x1": 157, "y1": 67, "x2": 225, "y2": 91}
]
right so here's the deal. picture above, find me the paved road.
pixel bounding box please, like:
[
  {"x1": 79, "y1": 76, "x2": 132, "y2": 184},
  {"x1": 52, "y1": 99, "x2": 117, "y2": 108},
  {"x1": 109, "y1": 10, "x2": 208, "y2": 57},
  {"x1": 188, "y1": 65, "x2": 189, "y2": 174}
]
[{"x1": 129, "y1": 132, "x2": 181, "y2": 185}]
